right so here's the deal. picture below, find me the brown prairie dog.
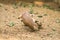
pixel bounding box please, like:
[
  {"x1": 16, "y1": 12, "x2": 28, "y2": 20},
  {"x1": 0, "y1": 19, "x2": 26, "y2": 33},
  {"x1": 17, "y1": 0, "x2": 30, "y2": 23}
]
[
  {"x1": 21, "y1": 12, "x2": 39, "y2": 31},
  {"x1": 34, "y1": 1, "x2": 44, "y2": 6}
]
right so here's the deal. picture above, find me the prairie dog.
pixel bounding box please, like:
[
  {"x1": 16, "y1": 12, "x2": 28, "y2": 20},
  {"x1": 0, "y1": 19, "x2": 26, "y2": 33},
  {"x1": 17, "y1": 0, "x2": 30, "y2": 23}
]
[{"x1": 21, "y1": 12, "x2": 39, "y2": 31}]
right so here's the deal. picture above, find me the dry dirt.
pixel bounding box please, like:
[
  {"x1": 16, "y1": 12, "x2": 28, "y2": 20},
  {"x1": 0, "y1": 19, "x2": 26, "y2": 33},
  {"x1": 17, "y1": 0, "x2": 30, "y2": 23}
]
[{"x1": 0, "y1": 0, "x2": 60, "y2": 40}]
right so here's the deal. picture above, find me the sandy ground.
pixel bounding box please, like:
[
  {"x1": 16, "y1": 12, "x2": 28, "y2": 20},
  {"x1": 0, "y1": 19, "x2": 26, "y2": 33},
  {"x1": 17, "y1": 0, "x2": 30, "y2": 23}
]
[{"x1": 0, "y1": 0, "x2": 60, "y2": 40}]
